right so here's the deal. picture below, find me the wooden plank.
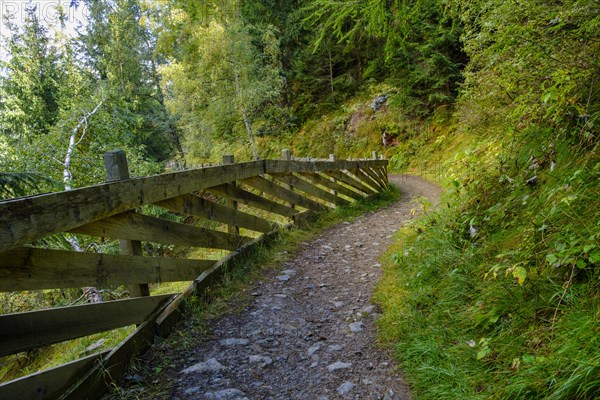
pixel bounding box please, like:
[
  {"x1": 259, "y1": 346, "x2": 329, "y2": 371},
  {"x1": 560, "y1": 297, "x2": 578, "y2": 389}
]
[
  {"x1": 208, "y1": 184, "x2": 298, "y2": 218},
  {"x1": 222, "y1": 155, "x2": 240, "y2": 236},
  {"x1": 69, "y1": 212, "x2": 250, "y2": 251},
  {"x1": 297, "y1": 173, "x2": 364, "y2": 201},
  {"x1": 155, "y1": 194, "x2": 273, "y2": 234},
  {"x1": 242, "y1": 176, "x2": 327, "y2": 212},
  {"x1": 0, "y1": 161, "x2": 265, "y2": 253},
  {"x1": 351, "y1": 168, "x2": 382, "y2": 193},
  {"x1": 265, "y1": 159, "x2": 387, "y2": 175},
  {"x1": 322, "y1": 170, "x2": 376, "y2": 195},
  {"x1": 104, "y1": 151, "x2": 149, "y2": 297},
  {"x1": 0, "y1": 294, "x2": 174, "y2": 358},
  {"x1": 363, "y1": 166, "x2": 386, "y2": 190},
  {"x1": 0, "y1": 247, "x2": 215, "y2": 292},
  {"x1": 0, "y1": 351, "x2": 109, "y2": 400},
  {"x1": 375, "y1": 166, "x2": 389, "y2": 187},
  {"x1": 377, "y1": 166, "x2": 389, "y2": 186},
  {"x1": 371, "y1": 166, "x2": 388, "y2": 187},
  {"x1": 60, "y1": 308, "x2": 161, "y2": 400},
  {"x1": 269, "y1": 173, "x2": 347, "y2": 206},
  {"x1": 156, "y1": 229, "x2": 280, "y2": 337}
]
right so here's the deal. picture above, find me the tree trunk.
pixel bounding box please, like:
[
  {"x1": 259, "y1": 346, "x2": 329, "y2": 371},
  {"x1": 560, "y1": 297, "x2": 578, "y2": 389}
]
[{"x1": 241, "y1": 107, "x2": 259, "y2": 160}]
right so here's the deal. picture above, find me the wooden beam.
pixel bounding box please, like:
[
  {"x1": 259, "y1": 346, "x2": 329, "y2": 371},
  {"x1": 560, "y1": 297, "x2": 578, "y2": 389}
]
[
  {"x1": 269, "y1": 173, "x2": 347, "y2": 206},
  {"x1": 350, "y1": 168, "x2": 382, "y2": 193},
  {"x1": 297, "y1": 173, "x2": 364, "y2": 201},
  {"x1": 222, "y1": 155, "x2": 240, "y2": 236},
  {"x1": 362, "y1": 166, "x2": 386, "y2": 190},
  {"x1": 322, "y1": 170, "x2": 376, "y2": 195},
  {"x1": 208, "y1": 183, "x2": 298, "y2": 218},
  {"x1": 264, "y1": 159, "x2": 387, "y2": 175},
  {"x1": 155, "y1": 194, "x2": 273, "y2": 234},
  {"x1": 61, "y1": 306, "x2": 162, "y2": 400},
  {"x1": 242, "y1": 176, "x2": 327, "y2": 212},
  {"x1": 69, "y1": 212, "x2": 250, "y2": 251},
  {"x1": 0, "y1": 351, "x2": 109, "y2": 400},
  {"x1": 0, "y1": 247, "x2": 215, "y2": 292},
  {"x1": 0, "y1": 161, "x2": 265, "y2": 253},
  {"x1": 104, "y1": 150, "x2": 148, "y2": 297},
  {"x1": 371, "y1": 166, "x2": 388, "y2": 187},
  {"x1": 377, "y1": 166, "x2": 389, "y2": 186},
  {"x1": 0, "y1": 294, "x2": 174, "y2": 357}
]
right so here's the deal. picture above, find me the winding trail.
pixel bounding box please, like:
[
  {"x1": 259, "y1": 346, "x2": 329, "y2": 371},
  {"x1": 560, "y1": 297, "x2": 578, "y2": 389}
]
[{"x1": 168, "y1": 175, "x2": 442, "y2": 400}]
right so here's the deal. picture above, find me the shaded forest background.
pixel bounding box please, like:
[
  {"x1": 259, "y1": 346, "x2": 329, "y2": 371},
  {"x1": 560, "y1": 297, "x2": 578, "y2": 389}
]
[{"x1": 0, "y1": 1, "x2": 598, "y2": 399}]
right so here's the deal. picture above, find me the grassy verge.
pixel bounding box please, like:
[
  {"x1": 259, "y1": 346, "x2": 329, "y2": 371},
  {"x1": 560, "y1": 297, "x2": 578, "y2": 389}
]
[{"x1": 374, "y1": 127, "x2": 599, "y2": 399}]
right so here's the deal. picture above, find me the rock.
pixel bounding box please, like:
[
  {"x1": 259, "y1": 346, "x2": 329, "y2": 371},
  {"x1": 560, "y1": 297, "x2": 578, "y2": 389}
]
[
  {"x1": 349, "y1": 322, "x2": 364, "y2": 333},
  {"x1": 282, "y1": 269, "x2": 296, "y2": 275},
  {"x1": 332, "y1": 301, "x2": 344, "y2": 308},
  {"x1": 123, "y1": 373, "x2": 144, "y2": 383},
  {"x1": 220, "y1": 338, "x2": 250, "y2": 347},
  {"x1": 184, "y1": 387, "x2": 201, "y2": 395},
  {"x1": 371, "y1": 95, "x2": 388, "y2": 111},
  {"x1": 181, "y1": 358, "x2": 226, "y2": 374},
  {"x1": 327, "y1": 361, "x2": 352, "y2": 371},
  {"x1": 337, "y1": 381, "x2": 354, "y2": 395},
  {"x1": 204, "y1": 388, "x2": 248, "y2": 400},
  {"x1": 363, "y1": 305, "x2": 375, "y2": 314},
  {"x1": 308, "y1": 343, "x2": 321, "y2": 356},
  {"x1": 327, "y1": 344, "x2": 342, "y2": 352},
  {"x1": 277, "y1": 275, "x2": 291, "y2": 281},
  {"x1": 84, "y1": 338, "x2": 105, "y2": 354},
  {"x1": 249, "y1": 355, "x2": 273, "y2": 367}
]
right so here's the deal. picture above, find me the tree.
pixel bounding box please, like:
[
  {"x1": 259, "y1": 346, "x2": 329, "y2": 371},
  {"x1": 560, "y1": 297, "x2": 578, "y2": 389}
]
[{"x1": 157, "y1": 4, "x2": 284, "y2": 161}]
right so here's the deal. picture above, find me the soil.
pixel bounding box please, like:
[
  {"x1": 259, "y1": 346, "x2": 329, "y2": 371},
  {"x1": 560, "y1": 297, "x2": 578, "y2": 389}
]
[{"x1": 110, "y1": 175, "x2": 442, "y2": 400}]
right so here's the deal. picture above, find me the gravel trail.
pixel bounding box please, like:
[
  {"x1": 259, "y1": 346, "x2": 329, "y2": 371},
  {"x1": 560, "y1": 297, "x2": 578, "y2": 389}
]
[{"x1": 166, "y1": 175, "x2": 441, "y2": 400}]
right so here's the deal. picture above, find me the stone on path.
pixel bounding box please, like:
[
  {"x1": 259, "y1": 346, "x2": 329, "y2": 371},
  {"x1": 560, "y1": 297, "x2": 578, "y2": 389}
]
[
  {"x1": 203, "y1": 388, "x2": 248, "y2": 400},
  {"x1": 181, "y1": 358, "x2": 226, "y2": 374},
  {"x1": 220, "y1": 338, "x2": 250, "y2": 347},
  {"x1": 248, "y1": 355, "x2": 273, "y2": 367},
  {"x1": 337, "y1": 381, "x2": 354, "y2": 395},
  {"x1": 327, "y1": 361, "x2": 352, "y2": 371},
  {"x1": 349, "y1": 322, "x2": 364, "y2": 332}
]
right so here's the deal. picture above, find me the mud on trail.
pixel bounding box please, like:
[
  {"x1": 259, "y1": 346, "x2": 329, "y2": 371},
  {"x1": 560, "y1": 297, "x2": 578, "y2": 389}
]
[{"x1": 110, "y1": 175, "x2": 442, "y2": 400}]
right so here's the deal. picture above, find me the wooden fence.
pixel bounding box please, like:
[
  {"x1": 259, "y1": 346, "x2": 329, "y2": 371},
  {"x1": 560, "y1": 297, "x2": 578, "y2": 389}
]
[{"x1": 0, "y1": 150, "x2": 388, "y2": 400}]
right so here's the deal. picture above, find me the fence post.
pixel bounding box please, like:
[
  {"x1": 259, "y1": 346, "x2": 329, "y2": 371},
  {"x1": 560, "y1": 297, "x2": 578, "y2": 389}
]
[
  {"x1": 329, "y1": 154, "x2": 338, "y2": 198},
  {"x1": 222, "y1": 154, "x2": 240, "y2": 236},
  {"x1": 372, "y1": 151, "x2": 378, "y2": 160},
  {"x1": 282, "y1": 149, "x2": 295, "y2": 209},
  {"x1": 103, "y1": 150, "x2": 149, "y2": 298}
]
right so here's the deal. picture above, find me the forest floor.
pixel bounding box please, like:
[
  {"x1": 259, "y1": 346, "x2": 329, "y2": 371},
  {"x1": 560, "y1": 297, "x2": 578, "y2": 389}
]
[{"x1": 108, "y1": 175, "x2": 442, "y2": 400}]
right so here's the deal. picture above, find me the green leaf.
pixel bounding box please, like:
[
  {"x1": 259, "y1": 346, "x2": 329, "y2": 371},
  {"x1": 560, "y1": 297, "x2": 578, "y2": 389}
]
[
  {"x1": 589, "y1": 252, "x2": 600, "y2": 264},
  {"x1": 576, "y1": 259, "x2": 586, "y2": 269},
  {"x1": 512, "y1": 266, "x2": 527, "y2": 285}
]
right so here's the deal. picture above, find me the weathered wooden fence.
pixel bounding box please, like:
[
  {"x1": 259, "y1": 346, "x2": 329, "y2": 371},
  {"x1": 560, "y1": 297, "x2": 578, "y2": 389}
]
[{"x1": 0, "y1": 150, "x2": 388, "y2": 400}]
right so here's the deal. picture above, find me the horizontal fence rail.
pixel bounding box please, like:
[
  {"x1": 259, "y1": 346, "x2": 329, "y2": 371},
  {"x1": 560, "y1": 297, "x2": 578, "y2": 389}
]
[{"x1": 0, "y1": 150, "x2": 388, "y2": 400}]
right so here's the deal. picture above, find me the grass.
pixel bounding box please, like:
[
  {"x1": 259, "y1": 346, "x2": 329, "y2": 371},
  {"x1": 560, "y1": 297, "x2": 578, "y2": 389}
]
[{"x1": 374, "y1": 122, "x2": 600, "y2": 399}]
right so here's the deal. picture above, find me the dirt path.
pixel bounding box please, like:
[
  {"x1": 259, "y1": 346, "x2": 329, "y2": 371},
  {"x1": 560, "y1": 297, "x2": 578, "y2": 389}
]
[{"x1": 166, "y1": 175, "x2": 441, "y2": 400}]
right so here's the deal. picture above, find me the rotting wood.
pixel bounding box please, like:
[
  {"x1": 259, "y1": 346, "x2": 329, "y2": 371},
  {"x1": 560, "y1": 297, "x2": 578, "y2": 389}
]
[
  {"x1": 0, "y1": 294, "x2": 174, "y2": 357},
  {"x1": 0, "y1": 247, "x2": 215, "y2": 292},
  {"x1": 69, "y1": 212, "x2": 250, "y2": 251},
  {"x1": 269, "y1": 173, "x2": 347, "y2": 207},
  {"x1": 208, "y1": 183, "x2": 298, "y2": 218},
  {"x1": 155, "y1": 194, "x2": 273, "y2": 234},
  {"x1": 242, "y1": 176, "x2": 327, "y2": 212},
  {"x1": 0, "y1": 161, "x2": 265, "y2": 253},
  {"x1": 0, "y1": 350, "x2": 109, "y2": 400},
  {"x1": 322, "y1": 170, "x2": 376, "y2": 195},
  {"x1": 297, "y1": 172, "x2": 364, "y2": 201}
]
